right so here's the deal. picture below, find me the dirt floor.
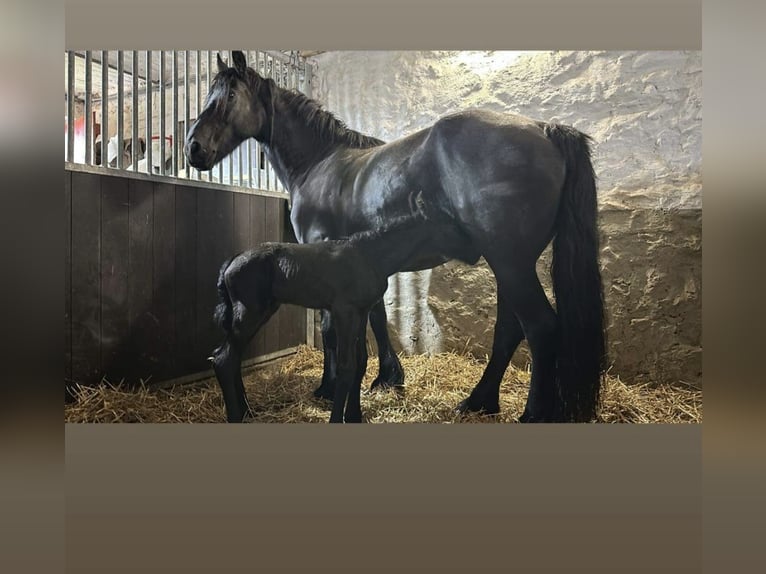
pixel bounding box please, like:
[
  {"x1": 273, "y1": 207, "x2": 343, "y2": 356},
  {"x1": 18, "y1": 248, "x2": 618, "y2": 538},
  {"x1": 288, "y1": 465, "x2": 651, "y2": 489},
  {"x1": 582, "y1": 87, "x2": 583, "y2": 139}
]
[{"x1": 65, "y1": 346, "x2": 702, "y2": 424}]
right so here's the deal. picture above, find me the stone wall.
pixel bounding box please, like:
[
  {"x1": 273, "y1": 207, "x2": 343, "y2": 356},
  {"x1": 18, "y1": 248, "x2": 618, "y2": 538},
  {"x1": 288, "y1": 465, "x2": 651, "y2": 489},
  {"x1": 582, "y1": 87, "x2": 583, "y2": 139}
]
[{"x1": 308, "y1": 51, "x2": 702, "y2": 386}]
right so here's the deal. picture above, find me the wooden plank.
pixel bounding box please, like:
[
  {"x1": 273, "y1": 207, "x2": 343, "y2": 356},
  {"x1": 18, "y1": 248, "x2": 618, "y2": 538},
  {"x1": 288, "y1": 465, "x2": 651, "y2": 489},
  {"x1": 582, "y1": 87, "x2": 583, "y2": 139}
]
[
  {"x1": 277, "y1": 205, "x2": 306, "y2": 349},
  {"x1": 70, "y1": 171, "x2": 101, "y2": 384},
  {"x1": 99, "y1": 175, "x2": 130, "y2": 384},
  {"x1": 250, "y1": 195, "x2": 268, "y2": 357},
  {"x1": 153, "y1": 182, "x2": 176, "y2": 381},
  {"x1": 128, "y1": 178, "x2": 156, "y2": 383},
  {"x1": 279, "y1": 304, "x2": 307, "y2": 350},
  {"x1": 262, "y1": 197, "x2": 282, "y2": 355},
  {"x1": 64, "y1": 171, "x2": 73, "y2": 392},
  {"x1": 174, "y1": 185, "x2": 198, "y2": 374},
  {"x1": 196, "y1": 187, "x2": 233, "y2": 369},
  {"x1": 233, "y1": 191, "x2": 259, "y2": 360},
  {"x1": 233, "y1": 191, "x2": 252, "y2": 251}
]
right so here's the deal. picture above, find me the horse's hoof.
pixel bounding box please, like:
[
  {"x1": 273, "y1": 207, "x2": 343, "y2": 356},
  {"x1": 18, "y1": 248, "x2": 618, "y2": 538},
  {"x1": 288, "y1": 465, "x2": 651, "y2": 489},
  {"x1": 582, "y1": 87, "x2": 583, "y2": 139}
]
[
  {"x1": 455, "y1": 398, "x2": 499, "y2": 416},
  {"x1": 371, "y1": 358, "x2": 404, "y2": 390},
  {"x1": 313, "y1": 385, "x2": 334, "y2": 400},
  {"x1": 518, "y1": 410, "x2": 553, "y2": 423},
  {"x1": 369, "y1": 379, "x2": 405, "y2": 394}
]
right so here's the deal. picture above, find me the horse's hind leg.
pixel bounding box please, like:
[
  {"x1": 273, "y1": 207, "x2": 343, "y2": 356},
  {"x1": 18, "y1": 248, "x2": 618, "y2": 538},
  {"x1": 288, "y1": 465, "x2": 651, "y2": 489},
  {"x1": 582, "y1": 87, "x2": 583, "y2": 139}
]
[
  {"x1": 499, "y1": 266, "x2": 560, "y2": 422},
  {"x1": 457, "y1": 290, "x2": 524, "y2": 415},
  {"x1": 368, "y1": 298, "x2": 404, "y2": 391}
]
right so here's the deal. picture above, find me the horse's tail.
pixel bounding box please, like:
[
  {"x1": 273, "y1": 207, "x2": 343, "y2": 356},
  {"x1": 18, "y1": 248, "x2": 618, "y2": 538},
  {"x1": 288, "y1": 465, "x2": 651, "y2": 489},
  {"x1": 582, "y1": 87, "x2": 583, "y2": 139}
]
[
  {"x1": 214, "y1": 258, "x2": 235, "y2": 336},
  {"x1": 544, "y1": 123, "x2": 607, "y2": 422}
]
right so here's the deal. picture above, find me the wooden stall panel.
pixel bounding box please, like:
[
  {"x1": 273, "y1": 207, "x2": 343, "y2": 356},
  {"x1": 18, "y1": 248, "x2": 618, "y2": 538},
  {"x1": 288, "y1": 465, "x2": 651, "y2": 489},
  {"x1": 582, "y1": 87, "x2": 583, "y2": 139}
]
[
  {"x1": 174, "y1": 184, "x2": 198, "y2": 374},
  {"x1": 195, "y1": 187, "x2": 233, "y2": 368},
  {"x1": 67, "y1": 169, "x2": 305, "y2": 387},
  {"x1": 65, "y1": 171, "x2": 72, "y2": 386},
  {"x1": 128, "y1": 179, "x2": 156, "y2": 381},
  {"x1": 70, "y1": 172, "x2": 101, "y2": 384},
  {"x1": 152, "y1": 182, "x2": 176, "y2": 380},
  {"x1": 250, "y1": 194, "x2": 268, "y2": 357},
  {"x1": 262, "y1": 197, "x2": 282, "y2": 355},
  {"x1": 232, "y1": 191, "x2": 258, "y2": 361},
  {"x1": 99, "y1": 176, "x2": 130, "y2": 383},
  {"x1": 278, "y1": 202, "x2": 306, "y2": 350}
]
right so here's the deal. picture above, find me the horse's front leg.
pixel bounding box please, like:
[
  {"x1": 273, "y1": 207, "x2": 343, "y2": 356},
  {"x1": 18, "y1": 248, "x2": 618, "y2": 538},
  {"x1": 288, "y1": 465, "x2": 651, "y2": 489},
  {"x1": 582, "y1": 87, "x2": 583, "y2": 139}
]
[
  {"x1": 368, "y1": 298, "x2": 404, "y2": 391},
  {"x1": 314, "y1": 309, "x2": 338, "y2": 400}
]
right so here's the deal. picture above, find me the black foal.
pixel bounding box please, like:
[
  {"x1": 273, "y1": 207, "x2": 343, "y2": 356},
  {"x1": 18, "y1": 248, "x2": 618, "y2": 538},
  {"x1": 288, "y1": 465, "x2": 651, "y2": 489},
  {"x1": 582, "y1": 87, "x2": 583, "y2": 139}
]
[{"x1": 211, "y1": 199, "x2": 469, "y2": 423}]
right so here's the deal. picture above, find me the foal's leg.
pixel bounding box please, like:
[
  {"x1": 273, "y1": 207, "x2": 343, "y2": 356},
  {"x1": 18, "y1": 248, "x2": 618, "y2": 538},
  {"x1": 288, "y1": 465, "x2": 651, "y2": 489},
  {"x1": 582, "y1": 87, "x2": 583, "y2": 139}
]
[
  {"x1": 344, "y1": 326, "x2": 369, "y2": 423},
  {"x1": 328, "y1": 309, "x2": 364, "y2": 423},
  {"x1": 212, "y1": 339, "x2": 252, "y2": 423},
  {"x1": 314, "y1": 309, "x2": 338, "y2": 400},
  {"x1": 212, "y1": 302, "x2": 275, "y2": 423},
  {"x1": 457, "y1": 289, "x2": 525, "y2": 415},
  {"x1": 368, "y1": 298, "x2": 404, "y2": 391}
]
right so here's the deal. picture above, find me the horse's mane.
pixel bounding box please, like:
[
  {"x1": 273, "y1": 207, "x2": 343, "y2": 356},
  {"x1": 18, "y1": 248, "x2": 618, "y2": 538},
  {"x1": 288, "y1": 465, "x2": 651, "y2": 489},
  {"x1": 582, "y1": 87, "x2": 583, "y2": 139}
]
[
  {"x1": 214, "y1": 63, "x2": 384, "y2": 150},
  {"x1": 277, "y1": 89, "x2": 385, "y2": 150}
]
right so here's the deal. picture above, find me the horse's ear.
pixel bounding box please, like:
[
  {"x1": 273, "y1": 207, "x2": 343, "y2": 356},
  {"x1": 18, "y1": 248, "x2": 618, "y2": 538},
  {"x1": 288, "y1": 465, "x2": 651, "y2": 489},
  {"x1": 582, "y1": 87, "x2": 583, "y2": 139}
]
[
  {"x1": 217, "y1": 53, "x2": 228, "y2": 73},
  {"x1": 232, "y1": 51, "x2": 248, "y2": 75}
]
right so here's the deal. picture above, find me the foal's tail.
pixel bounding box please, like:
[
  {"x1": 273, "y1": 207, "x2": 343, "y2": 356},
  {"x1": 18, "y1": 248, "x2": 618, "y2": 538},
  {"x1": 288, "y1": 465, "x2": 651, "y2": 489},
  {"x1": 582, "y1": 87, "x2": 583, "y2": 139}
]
[
  {"x1": 544, "y1": 123, "x2": 607, "y2": 422},
  {"x1": 214, "y1": 258, "x2": 235, "y2": 337}
]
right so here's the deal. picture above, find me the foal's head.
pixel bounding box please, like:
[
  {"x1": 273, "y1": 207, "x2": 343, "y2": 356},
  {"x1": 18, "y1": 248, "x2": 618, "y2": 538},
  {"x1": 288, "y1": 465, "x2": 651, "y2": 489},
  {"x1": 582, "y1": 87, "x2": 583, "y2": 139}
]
[{"x1": 185, "y1": 51, "x2": 273, "y2": 171}]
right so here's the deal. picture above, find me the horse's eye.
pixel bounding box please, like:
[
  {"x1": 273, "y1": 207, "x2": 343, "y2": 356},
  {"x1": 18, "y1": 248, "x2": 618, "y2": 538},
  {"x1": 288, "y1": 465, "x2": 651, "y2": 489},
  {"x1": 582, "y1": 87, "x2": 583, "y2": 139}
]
[{"x1": 229, "y1": 91, "x2": 235, "y2": 100}]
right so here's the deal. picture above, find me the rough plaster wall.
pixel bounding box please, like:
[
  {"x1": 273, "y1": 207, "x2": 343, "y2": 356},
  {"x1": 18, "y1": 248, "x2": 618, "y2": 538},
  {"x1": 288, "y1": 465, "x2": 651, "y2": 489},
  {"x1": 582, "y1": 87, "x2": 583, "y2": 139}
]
[{"x1": 310, "y1": 50, "x2": 702, "y2": 386}]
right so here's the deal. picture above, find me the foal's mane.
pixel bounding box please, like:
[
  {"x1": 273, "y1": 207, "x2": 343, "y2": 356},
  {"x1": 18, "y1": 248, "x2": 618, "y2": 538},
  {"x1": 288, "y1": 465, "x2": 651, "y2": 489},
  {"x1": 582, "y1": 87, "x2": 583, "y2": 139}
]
[{"x1": 345, "y1": 212, "x2": 429, "y2": 247}]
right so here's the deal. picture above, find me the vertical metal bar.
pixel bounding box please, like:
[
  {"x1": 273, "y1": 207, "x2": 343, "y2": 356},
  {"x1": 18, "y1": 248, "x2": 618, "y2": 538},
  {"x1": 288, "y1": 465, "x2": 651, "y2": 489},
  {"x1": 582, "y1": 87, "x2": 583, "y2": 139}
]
[
  {"x1": 184, "y1": 50, "x2": 190, "y2": 179},
  {"x1": 172, "y1": 51, "x2": 178, "y2": 176},
  {"x1": 222, "y1": 50, "x2": 231, "y2": 186},
  {"x1": 237, "y1": 139, "x2": 243, "y2": 187},
  {"x1": 131, "y1": 51, "x2": 139, "y2": 171},
  {"x1": 274, "y1": 57, "x2": 280, "y2": 192},
  {"x1": 66, "y1": 51, "x2": 75, "y2": 163},
  {"x1": 206, "y1": 50, "x2": 213, "y2": 183},
  {"x1": 117, "y1": 51, "x2": 124, "y2": 169},
  {"x1": 247, "y1": 51, "x2": 254, "y2": 189},
  {"x1": 254, "y1": 51, "x2": 261, "y2": 190},
  {"x1": 160, "y1": 51, "x2": 166, "y2": 176},
  {"x1": 196, "y1": 50, "x2": 201, "y2": 180},
  {"x1": 214, "y1": 50, "x2": 222, "y2": 185},
  {"x1": 84, "y1": 51, "x2": 93, "y2": 165},
  {"x1": 263, "y1": 54, "x2": 274, "y2": 190},
  {"x1": 101, "y1": 50, "x2": 108, "y2": 169},
  {"x1": 145, "y1": 50, "x2": 152, "y2": 173},
  {"x1": 206, "y1": 50, "x2": 213, "y2": 181}
]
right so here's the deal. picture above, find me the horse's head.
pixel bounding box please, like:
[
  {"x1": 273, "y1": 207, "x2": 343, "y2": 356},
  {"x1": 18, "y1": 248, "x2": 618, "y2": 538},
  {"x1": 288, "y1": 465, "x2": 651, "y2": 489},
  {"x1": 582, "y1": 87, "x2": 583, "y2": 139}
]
[{"x1": 185, "y1": 51, "x2": 272, "y2": 171}]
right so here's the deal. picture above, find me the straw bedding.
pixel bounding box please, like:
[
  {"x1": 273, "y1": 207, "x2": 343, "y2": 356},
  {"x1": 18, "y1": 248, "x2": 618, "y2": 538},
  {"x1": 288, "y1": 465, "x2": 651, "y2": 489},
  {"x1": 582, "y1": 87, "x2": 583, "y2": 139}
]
[{"x1": 65, "y1": 345, "x2": 701, "y2": 424}]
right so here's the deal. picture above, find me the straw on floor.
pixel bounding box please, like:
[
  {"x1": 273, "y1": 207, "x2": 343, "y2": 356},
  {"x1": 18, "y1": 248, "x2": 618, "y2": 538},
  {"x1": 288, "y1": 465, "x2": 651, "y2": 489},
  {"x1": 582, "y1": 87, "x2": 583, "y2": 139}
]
[{"x1": 65, "y1": 345, "x2": 702, "y2": 424}]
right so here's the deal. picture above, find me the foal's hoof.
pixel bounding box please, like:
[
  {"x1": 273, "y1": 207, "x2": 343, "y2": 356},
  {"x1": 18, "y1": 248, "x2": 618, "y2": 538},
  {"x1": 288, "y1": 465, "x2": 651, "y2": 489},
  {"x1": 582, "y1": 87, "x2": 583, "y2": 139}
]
[
  {"x1": 455, "y1": 398, "x2": 500, "y2": 416},
  {"x1": 313, "y1": 384, "x2": 334, "y2": 401}
]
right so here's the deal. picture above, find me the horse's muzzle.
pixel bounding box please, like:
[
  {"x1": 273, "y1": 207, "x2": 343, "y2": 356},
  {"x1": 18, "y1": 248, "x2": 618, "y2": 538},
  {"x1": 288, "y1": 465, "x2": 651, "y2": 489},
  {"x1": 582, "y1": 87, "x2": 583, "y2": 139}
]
[{"x1": 185, "y1": 139, "x2": 214, "y2": 170}]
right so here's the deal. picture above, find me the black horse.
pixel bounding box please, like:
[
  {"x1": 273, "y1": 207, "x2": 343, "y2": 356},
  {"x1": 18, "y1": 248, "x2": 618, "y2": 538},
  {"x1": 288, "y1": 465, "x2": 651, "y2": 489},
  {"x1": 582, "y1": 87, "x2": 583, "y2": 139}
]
[
  {"x1": 212, "y1": 195, "x2": 472, "y2": 423},
  {"x1": 186, "y1": 51, "x2": 606, "y2": 422}
]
